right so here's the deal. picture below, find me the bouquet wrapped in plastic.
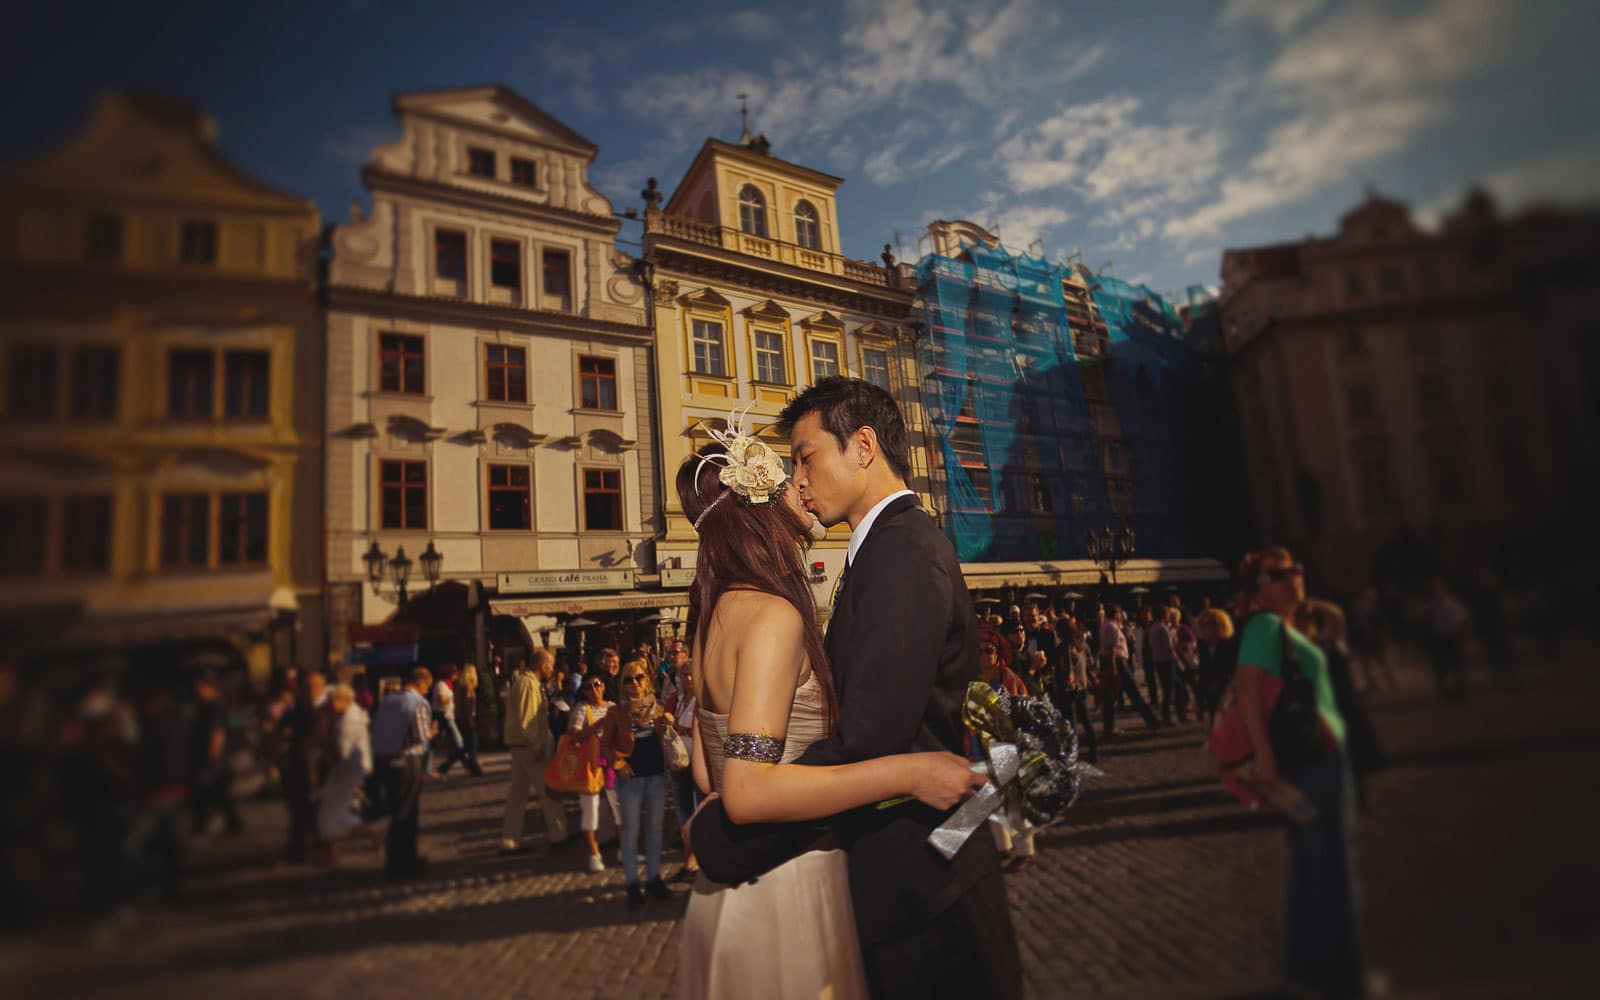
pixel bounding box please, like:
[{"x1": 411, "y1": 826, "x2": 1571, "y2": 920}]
[{"x1": 928, "y1": 681, "x2": 1103, "y2": 860}]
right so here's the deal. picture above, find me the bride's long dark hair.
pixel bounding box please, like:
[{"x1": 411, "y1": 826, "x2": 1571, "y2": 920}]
[{"x1": 677, "y1": 443, "x2": 837, "y2": 732}]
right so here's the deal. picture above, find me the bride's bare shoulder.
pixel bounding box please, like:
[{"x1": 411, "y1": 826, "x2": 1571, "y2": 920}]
[{"x1": 715, "y1": 589, "x2": 804, "y2": 635}]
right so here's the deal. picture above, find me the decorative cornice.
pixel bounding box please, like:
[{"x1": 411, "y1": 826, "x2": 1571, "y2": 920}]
[
  {"x1": 362, "y1": 166, "x2": 619, "y2": 234},
  {"x1": 800, "y1": 309, "x2": 845, "y2": 331},
  {"x1": 650, "y1": 245, "x2": 913, "y2": 320},
  {"x1": 742, "y1": 298, "x2": 792, "y2": 322},
  {"x1": 325, "y1": 284, "x2": 651, "y2": 343}
]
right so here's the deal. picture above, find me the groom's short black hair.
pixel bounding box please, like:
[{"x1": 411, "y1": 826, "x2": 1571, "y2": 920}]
[{"x1": 777, "y1": 376, "x2": 911, "y2": 482}]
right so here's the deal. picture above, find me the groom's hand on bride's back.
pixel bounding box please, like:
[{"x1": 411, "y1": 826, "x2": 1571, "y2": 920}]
[{"x1": 910, "y1": 752, "x2": 988, "y2": 811}]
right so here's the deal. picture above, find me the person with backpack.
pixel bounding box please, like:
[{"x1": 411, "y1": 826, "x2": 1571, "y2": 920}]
[{"x1": 1233, "y1": 547, "x2": 1365, "y2": 999}]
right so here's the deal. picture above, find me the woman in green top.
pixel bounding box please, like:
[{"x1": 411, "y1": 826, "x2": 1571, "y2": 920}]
[{"x1": 1235, "y1": 547, "x2": 1366, "y2": 999}]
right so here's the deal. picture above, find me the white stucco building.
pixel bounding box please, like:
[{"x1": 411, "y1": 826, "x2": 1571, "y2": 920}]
[{"x1": 323, "y1": 85, "x2": 650, "y2": 666}]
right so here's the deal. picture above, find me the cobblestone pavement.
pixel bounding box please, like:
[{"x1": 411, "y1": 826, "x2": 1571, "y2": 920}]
[{"x1": 5, "y1": 641, "x2": 1596, "y2": 999}]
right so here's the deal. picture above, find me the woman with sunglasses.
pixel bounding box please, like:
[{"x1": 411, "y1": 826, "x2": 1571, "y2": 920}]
[
  {"x1": 593, "y1": 657, "x2": 672, "y2": 906},
  {"x1": 569, "y1": 670, "x2": 622, "y2": 873},
  {"x1": 1234, "y1": 547, "x2": 1365, "y2": 998}
]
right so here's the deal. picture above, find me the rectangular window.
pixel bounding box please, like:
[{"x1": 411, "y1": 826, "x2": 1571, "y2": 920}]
[
  {"x1": 484, "y1": 344, "x2": 527, "y2": 403},
  {"x1": 0, "y1": 497, "x2": 48, "y2": 575},
  {"x1": 488, "y1": 465, "x2": 531, "y2": 530},
  {"x1": 467, "y1": 147, "x2": 496, "y2": 179},
  {"x1": 579, "y1": 356, "x2": 617, "y2": 410},
  {"x1": 965, "y1": 467, "x2": 994, "y2": 511},
  {"x1": 810, "y1": 340, "x2": 840, "y2": 381},
  {"x1": 862, "y1": 348, "x2": 890, "y2": 390},
  {"x1": 511, "y1": 157, "x2": 538, "y2": 188},
  {"x1": 9, "y1": 344, "x2": 58, "y2": 419},
  {"x1": 218, "y1": 492, "x2": 268, "y2": 565},
  {"x1": 691, "y1": 319, "x2": 725, "y2": 376},
  {"x1": 490, "y1": 239, "x2": 521, "y2": 290},
  {"x1": 1339, "y1": 328, "x2": 1364, "y2": 356},
  {"x1": 161, "y1": 493, "x2": 210, "y2": 569},
  {"x1": 167, "y1": 349, "x2": 214, "y2": 419},
  {"x1": 380, "y1": 460, "x2": 428, "y2": 530},
  {"x1": 1029, "y1": 474, "x2": 1052, "y2": 514},
  {"x1": 754, "y1": 331, "x2": 786, "y2": 384},
  {"x1": 1344, "y1": 270, "x2": 1365, "y2": 300},
  {"x1": 60, "y1": 495, "x2": 112, "y2": 574},
  {"x1": 85, "y1": 214, "x2": 122, "y2": 262},
  {"x1": 378, "y1": 333, "x2": 425, "y2": 395},
  {"x1": 435, "y1": 230, "x2": 467, "y2": 282},
  {"x1": 582, "y1": 468, "x2": 623, "y2": 531},
  {"x1": 71, "y1": 345, "x2": 119, "y2": 420},
  {"x1": 542, "y1": 249, "x2": 571, "y2": 303},
  {"x1": 223, "y1": 350, "x2": 270, "y2": 419},
  {"x1": 181, "y1": 220, "x2": 217, "y2": 265}
]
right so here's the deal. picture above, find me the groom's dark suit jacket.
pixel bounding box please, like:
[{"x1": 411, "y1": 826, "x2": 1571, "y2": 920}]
[{"x1": 691, "y1": 494, "x2": 1008, "y2": 947}]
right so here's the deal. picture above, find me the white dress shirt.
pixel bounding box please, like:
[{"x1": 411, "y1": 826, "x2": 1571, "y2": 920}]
[{"x1": 846, "y1": 489, "x2": 916, "y2": 567}]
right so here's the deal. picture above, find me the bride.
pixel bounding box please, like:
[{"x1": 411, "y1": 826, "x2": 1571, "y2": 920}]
[{"x1": 675, "y1": 416, "x2": 983, "y2": 1000}]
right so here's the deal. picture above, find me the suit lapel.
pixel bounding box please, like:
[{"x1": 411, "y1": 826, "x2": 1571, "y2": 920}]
[{"x1": 823, "y1": 494, "x2": 922, "y2": 688}]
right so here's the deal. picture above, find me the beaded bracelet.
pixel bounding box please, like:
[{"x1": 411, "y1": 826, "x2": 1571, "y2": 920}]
[{"x1": 724, "y1": 732, "x2": 783, "y2": 763}]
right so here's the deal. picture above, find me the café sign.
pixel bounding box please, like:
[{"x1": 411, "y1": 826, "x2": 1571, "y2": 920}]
[
  {"x1": 661, "y1": 567, "x2": 697, "y2": 588},
  {"x1": 496, "y1": 569, "x2": 634, "y2": 594}
]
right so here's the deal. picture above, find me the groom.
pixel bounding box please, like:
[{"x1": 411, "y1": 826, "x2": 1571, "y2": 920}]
[{"x1": 690, "y1": 377, "x2": 1022, "y2": 999}]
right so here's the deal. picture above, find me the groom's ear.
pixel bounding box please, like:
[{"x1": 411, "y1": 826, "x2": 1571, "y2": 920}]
[{"x1": 853, "y1": 426, "x2": 880, "y2": 468}]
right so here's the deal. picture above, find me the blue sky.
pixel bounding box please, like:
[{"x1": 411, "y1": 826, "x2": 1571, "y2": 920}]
[{"x1": 6, "y1": 0, "x2": 1595, "y2": 294}]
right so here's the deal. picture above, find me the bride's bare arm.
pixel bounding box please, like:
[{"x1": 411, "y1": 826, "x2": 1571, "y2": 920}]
[
  {"x1": 719, "y1": 596, "x2": 981, "y2": 825},
  {"x1": 691, "y1": 713, "x2": 712, "y2": 797}
]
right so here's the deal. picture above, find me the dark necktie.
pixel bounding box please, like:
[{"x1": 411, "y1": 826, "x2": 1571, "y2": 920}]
[{"x1": 830, "y1": 556, "x2": 854, "y2": 609}]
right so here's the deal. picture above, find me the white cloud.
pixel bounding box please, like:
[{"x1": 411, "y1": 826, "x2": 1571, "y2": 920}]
[
  {"x1": 727, "y1": 10, "x2": 780, "y2": 41},
  {"x1": 1168, "y1": 99, "x2": 1434, "y2": 239},
  {"x1": 864, "y1": 144, "x2": 908, "y2": 186},
  {"x1": 320, "y1": 125, "x2": 395, "y2": 165},
  {"x1": 994, "y1": 93, "x2": 1227, "y2": 247},
  {"x1": 977, "y1": 192, "x2": 1073, "y2": 254},
  {"x1": 1416, "y1": 142, "x2": 1600, "y2": 227},
  {"x1": 1219, "y1": 0, "x2": 1325, "y2": 36},
  {"x1": 1167, "y1": 0, "x2": 1514, "y2": 240},
  {"x1": 618, "y1": 0, "x2": 1108, "y2": 156}
]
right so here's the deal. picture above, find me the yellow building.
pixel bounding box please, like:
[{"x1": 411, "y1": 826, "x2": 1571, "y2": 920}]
[
  {"x1": 641, "y1": 133, "x2": 926, "y2": 619},
  {"x1": 0, "y1": 93, "x2": 323, "y2": 679}
]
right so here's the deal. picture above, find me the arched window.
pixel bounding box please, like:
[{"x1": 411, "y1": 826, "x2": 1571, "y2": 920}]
[
  {"x1": 794, "y1": 200, "x2": 820, "y2": 250},
  {"x1": 738, "y1": 185, "x2": 768, "y2": 238}
]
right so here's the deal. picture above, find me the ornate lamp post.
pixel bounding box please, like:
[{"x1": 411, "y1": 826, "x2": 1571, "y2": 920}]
[
  {"x1": 1084, "y1": 517, "x2": 1136, "y2": 588},
  {"x1": 363, "y1": 539, "x2": 444, "y2": 608}
]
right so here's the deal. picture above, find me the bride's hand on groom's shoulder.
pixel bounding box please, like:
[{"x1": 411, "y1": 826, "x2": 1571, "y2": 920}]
[{"x1": 910, "y1": 753, "x2": 988, "y2": 811}]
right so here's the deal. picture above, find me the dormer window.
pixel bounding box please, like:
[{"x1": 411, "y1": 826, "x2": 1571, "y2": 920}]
[
  {"x1": 794, "y1": 200, "x2": 820, "y2": 250},
  {"x1": 738, "y1": 185, "x2": 768, "y2": 238},
  {"x1": 468, "y1": 147, "x2": 496, "y2": 179}
]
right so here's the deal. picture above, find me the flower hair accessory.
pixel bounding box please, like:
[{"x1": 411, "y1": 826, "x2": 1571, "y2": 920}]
[{"x1": 692, "y1": 402, "x2": 789, "y2": 531}]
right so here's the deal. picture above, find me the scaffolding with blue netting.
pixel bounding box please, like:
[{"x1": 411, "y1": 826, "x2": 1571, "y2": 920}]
[{"x1": 915, "y1": 241, "x2": 1105, "y2": 563}]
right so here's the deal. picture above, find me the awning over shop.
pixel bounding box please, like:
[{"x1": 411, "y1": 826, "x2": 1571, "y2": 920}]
[
  {"x1": 489, "y1": 590, "x2": 690, "y2": 618},
  {"x1": 959, "y1": 558, "x2": 1228, "y2": 591}
]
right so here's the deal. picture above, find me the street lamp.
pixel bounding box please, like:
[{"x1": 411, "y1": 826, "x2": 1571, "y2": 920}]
[
  {"x1": 363, "y1": 538, "x2": 444, "y2": 608},
  {"x1": 419, "y1": 540, "x2": 443, "y2": 587},
  {"x1": 1084, "y1": 517, "x2": 1136, "y2": 587},
  {"x1": 389, "y1": 546, "x2": 412, "y2": 605}
]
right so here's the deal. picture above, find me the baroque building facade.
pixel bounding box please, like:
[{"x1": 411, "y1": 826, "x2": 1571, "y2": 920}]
[
  {"x1": 640, "y1": 134, "x2": 925, "y2": 621},
  {"x1": 323, "y1": 86, "x2": 650, "y2": 666},
  {"x1": 0, "y1": 93, "x2": 324, "y2": 677},
  {"x1": 1219, "y1": 188, "x2": 1599, "y2": 595}
]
